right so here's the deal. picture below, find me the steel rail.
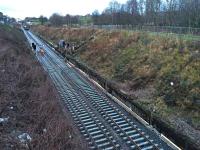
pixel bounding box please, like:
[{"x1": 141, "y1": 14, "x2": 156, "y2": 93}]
[{"x1": 23, "y1": 29, "x2": 172, "y2": 150}]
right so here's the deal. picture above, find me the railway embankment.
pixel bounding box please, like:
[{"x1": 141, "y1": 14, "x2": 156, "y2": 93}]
[
  {"x1": 32, "y1": 25, "x2": 200, "y2": 149},
  {"x1": 0, "y1": 25, "x2": 87, "y2": 149}
]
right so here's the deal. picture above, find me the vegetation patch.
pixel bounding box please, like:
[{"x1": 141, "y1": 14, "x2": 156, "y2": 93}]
[
  {"x1": 32, "y1": 25, "x2": 200, "y2": 146},
  {"x1": 0, "y1": 25, "x2": 87, "y2": 149}
]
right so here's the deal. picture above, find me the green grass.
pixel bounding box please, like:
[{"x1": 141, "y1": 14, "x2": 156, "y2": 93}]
[
  {"x1": 79, "y1": 16, "x2": 92, "y2": 25},
  {"x1": 110, "y1": 28, "x2": 200, "y2": 41},
  {"x1": 0, "y1": 24, "x2": 12, "y2": 31},
  {"x1": 144, "y1": 31, "x2": 200, "y2": 41},
  {"x1": 33, "y1": 26, "x2": 200, "y2": 134},
  {"x1": 33, "y1": 25, "x2": 200, "y2": 110}
]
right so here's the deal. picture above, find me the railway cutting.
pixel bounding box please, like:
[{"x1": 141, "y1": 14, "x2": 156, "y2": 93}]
[{"x1": 23, "y1": 29, "x2": 175, "y2": 150}]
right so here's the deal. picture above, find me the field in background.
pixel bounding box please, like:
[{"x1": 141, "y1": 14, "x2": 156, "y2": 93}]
[{"x1": 85, "y1": 25, "x2": 200, "y2": 41}]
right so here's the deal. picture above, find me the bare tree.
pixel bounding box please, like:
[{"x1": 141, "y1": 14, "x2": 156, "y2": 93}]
[
  {"x1": 91, "y1": 0, "x2": 200, "y2": 28},
  {"x1": 39, "y1": 15, "x2": 48, "y2": 25},
  {"x1": 0, "y1": 12, "x2": 3, "y2": 20},
  {"x1": 49, "y1": 13, "x2": 64, "y2": 26}
]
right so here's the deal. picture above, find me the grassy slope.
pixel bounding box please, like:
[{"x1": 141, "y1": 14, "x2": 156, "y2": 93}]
[
  {"x1": 32, "y1": 25, "x2": 200, "y2": 145},
  {"x1": 0, "y1": 25, "x2": 87, "y2": 149}
]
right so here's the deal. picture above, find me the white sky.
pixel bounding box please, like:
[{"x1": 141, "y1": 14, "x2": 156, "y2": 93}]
[{"x1": 0, "y1": 0, "x2": 127, "y2": 19}]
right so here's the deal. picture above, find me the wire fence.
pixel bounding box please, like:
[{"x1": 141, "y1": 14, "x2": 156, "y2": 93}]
[{"x1": 90, "y1": 25, "x2": 200, "y2": 36}]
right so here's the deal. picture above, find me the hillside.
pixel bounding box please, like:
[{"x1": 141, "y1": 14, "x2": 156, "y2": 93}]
[
  {"x1": 0, "y1": 25, "x2": 87, "y2": 149},
  {"x1": 32, "y1": 25, "x2": 200, "y2": 147}
]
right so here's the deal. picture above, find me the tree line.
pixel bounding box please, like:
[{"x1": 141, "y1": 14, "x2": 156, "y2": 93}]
[
  {"x1": 0, "y1": 12, "x2": 16, "y2": 24},
  {"x1": 48, "y1": 13, "x2": 80, "y2": 26},
  {"x1": 92, "y1": 0, "x2": 200, "y2": 28},
  {"x1": 39, "y1": 0, "x2": 200, "y2": 28}
]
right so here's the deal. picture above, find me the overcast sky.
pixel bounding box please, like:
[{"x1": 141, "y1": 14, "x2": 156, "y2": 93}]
[{"x1": 0, "y1": 0, "x2": 127, "y2": 19}]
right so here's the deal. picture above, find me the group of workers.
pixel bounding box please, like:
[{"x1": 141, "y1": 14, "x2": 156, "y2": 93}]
[
  {"x1": 59, "y1": 40, "x2": 69, "y2": 49},
  {"x1": 31, "y1": 39, "x2": 73, "y2": 56},
  {"x1": 31, "y1": 42, "x2": 45, "y2": 56},
  {"x1": 58, "y1": 39, "x2": 75, "y2": 55}
]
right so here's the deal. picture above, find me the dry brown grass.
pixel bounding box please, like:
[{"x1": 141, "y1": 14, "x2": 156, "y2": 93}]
[
  {"x1": 0, "y1": 25, "x2": 87, "y2": 149},
  {"x1": 32, "y1": 25, "x2": 200, "y2": 147}
]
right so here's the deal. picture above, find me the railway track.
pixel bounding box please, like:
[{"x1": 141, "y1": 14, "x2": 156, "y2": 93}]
[{"x1": 23, "y1": 29, "x2": 173, "y2": 150}]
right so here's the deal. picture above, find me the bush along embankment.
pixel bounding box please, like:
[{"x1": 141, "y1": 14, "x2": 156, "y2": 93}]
[
  {"x1": 32, "y1": 25, "x2": 200, "y2": 149},
  {"x1": 0, "y1": 25, "x2": 87, "y2": 149}
]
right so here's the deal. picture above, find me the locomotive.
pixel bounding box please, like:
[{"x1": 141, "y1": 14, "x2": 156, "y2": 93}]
[{"x1": 23, "y1": 24, "x2": 30, "y2": 30}]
